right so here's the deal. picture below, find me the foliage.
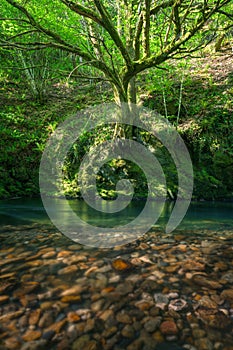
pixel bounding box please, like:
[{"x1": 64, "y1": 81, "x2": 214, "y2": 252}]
[
  {"x1": 0, "y1": 0, "x2": 232, "y2": 200},
  {"x1": 1, "y1": 0, "x2": 232, "y2": 105}
]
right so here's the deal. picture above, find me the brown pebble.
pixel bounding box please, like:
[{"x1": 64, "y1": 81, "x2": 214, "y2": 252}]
[
  {"x1": 160, "y1": 320, "x2": 178, "y2": 335},
  {"x1": 116, "y1": 312, "x2": 132, "y2": 324},
  {"x1": 99, "y1": 309, "x2": 113, "y2": 321},
  {"x1": 4, "y1": 336, "x2": 22, "y2": 350},
  {"x1": 60, "y1": 285, "x2": 83, "y2": 296},
  {"x1": 29, "y1": 308, "x2": 41, "y2": 325},
  {"x1": 221, "y1": 289, "x2": 233, "y2": 301},
  {"x1": 22, "y1": 330, "x2": 41, "y2": 341},
  {"x1": 121, "y1": 324, "x2": 135, "y2": 338},
  {"x1": 42, "y1": 251, "x2": 56, "y2": 258},
  {"x1": 61, "y1": 295, "x2": 81, "y2": 303},
  {"x1": 0, "y1": 295, "x2": 9, "y2": 304},
  {"x1": 57, "y1": 250, "x2": 72, "y2": 258},
  {"x1": 58, "y1": 265, "x2": 78, "y2": 275},
  {"x1": 111, "y1": 258, "x2": 132, "y2": 272},
  {"x1": 47, "y1": 319, "x2": 67, "y2": 333},
  {"x1": 67, "y1": 312, "x2": 81, "y2": 323}
]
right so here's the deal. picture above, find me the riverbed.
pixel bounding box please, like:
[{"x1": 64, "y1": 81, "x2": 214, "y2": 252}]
[{"x1": 0, "y1": 199, "x2": 233, "y2": 350}]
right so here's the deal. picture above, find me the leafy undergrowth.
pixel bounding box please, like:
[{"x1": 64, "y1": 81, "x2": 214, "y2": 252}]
[
  {"x1": 138, "y1": 49, "x2": 233, "y2": 200},
  {"x1": 0, "y1": 50, "x2": 232, "y2": 200},
  {"x1": 0, "y1": 81, "x2": 113, "y2": 198}
]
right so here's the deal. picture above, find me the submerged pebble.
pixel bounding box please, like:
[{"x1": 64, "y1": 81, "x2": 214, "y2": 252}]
[{"x1": 0, "y1": 226, "x2": 232, "y2": 349}]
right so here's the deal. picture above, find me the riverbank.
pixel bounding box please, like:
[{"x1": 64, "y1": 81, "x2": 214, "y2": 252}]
[{"x1": 0, "y1": 224, "x2": 233, "y2": 350}]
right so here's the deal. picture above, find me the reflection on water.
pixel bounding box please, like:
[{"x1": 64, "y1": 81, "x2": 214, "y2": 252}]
[{"x1": 0, "y1": 197, "x2": 232, "y2": 231}]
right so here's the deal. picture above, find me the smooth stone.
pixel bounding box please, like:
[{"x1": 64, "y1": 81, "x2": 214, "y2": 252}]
[
  {"x1": 29, "y1": 309, "x2": 41, "y2": 326},
  {"x1": 58, "y1": 265, "x2": 78, "y2": 275},
  {"x1": 84, "y1": 319, "x2": 95, "y2": 332},
  {"x1": 121, "y1": 324, "x2": 135, "y2": 338},
  {"x1": 83, "y1": 340, "x2": 98, "y2": 350},
  {"x1": 135, "y1": 300, "x2": 154, "y2": 311},
  {"x1": 18, "y1": 314, "x2": 28, "y2": 329},
  {"x1": 115, "y1": 281, "x2": 133, "y2": 295},
  {"x1": 84, "y1": 266, "x2": 98, "y2": 276},
  {"x1": 149, "y1": 307, "x2": 160, "y2": 317},
  {"x1": 42, "y1": 330, "x2": 56, "y2": 341},
  {"x1": 97, "y1": 265, "x2": 112, "y2": 273},
  {"x1": 183, "y1": 260, "x2": 205, "y2": 271},
  {"x1": 4, "y1": 337, "x2": 22, "y2": 350},
  {"x1": 192, "y1": 328, "x2": 206, "y2": 338},
  {"x1": 166, "y1": 335, "x2": 178, "y2": 341},
  {"x1": 91, "y1": 299, "x2": 105, "y2": 312},
  {"x1": 67, "y1": 312, "x2": 81, "y2": 323},
  {"x1": 14, "y1": 282, "x2": 40, "y2": 297},
  {"x1": 99, "y1": 309, "x2": 114, "y2": 321},
  {"x1": 126, "y1": 338, "x2": 144, "y2": 350},
  {"x1": 0, "y1": 295, "x2": 9, "y2": 303},
  {"x1": 60, "y1": 285, "x2": 83, "y2": 296},
  {"x1": 144, "y1": 317, "x2": 162, "y2": 332},
  {"x1": 164, "y1": 264, "x2": 180, "y2": 273},
  {"x1": 194, "y1": 338, "x2": 213, "y2": 350},
  {"x1": 116, "y1": 312, "x2": 132, "y2": 324},
  {"x1": 197, "y1": 296, "x2": 218, "y2": 309},
  {"x1": 61, "y1": 295, "x2": 81, "y2": 303},
  {"x1": 20, "y1": 340, "x2": 47, "y2": 350},
  {"x1": 57, "y1": 250, "x2": 72, "y2": 258},
  {"x1": 47, "y1": 319, "x2": 67, "y2": 333},
  {"x1": 129, "y1": 308, "x2": 145, "y2": 320},
  {"x1": 67, "y1": 324, "x2": 78, "y2": 341},
  {"x1": 72, "y1": 334, "x2": 99, "y2": 350},
  {"x1": 46, "y1": 319, "x2": 67, "y2": 333},
  {"x1": 168, "y1": 293, "x2": 180, "y2": 299},
  {"x1": 0, "y1": 309, "x2": 24, "y2": 322},
  {"x1": 220, "y1": 289, "x2": 233, "y2": 301},
  {"x1": 111, "y1": 258, "x2": 132, "y2": 272},
  {"x1": 192, "y1": 275, "x2": 222, "y2": 289},
  {"x1": 160, "y1": 320, "x2": 178, "y2": 335},
  {"x1": 154, "y1": 293, "x2": 169, "y2": 310},
  {"x1": 221, "y1": 272, "x2": 233, "y2": 283},
  {"x1": 101, "y1": 287, "x2": 115, "y2": 296},
  {"x1": 90, "y1": 277, "x2": 107, "y2": 289},
  {"x1": 56, "y1": 338, "x2": 71, "y2": 350},
  {"x1": 76, "y1": 309, "x2": 91, "y2": 319},
  {"x1": 38, "y1": 311, "x2": 54, "y2": 328},
  {"x1": 40, "y1": 301, "x2": 54, "y2": 310},
  {"x1": 102, "y1": 326, "x2": 118, "y2": 338},
  {"x1": 22, "y1": 330, "x2": 42, "y2": 341},
  {"x1": 109, "y1": 275, "x2": 120, "y2": 283},
  {"x1": 71, "y1": 334, "x2": 90, "y2": 350},
  {"x1": 42, "y1": 251, "x2": 56, "y2": 258},
  {"x1": 152, "y1": 330, "x2": 164, "y2": 343}
]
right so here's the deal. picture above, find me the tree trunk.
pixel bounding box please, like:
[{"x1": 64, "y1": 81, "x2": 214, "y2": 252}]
[{"x1": 112, "y1": 78, "x2": 139, "y2": 140}]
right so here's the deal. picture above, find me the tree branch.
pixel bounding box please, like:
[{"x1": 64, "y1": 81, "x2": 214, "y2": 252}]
[
  {"x1": 6, "y1": 30, "x2": 39, "y2": 41},
  {"x1": 172, "y1": 1, "x2": 182, "y2": 40},
  {"x1": 217, "y1": 9, "x2": 233, "y2": 19},
  {"x1": 4, "y1": 0, "x2": 120, "y2": 84},
  {"x1": 93, "y1": 0, "x2": 133, "y2": 67},
  {"x1": 150, "y1": 0, "x2": 173, "y2": 16},
  {"x1": 142, "y1": 0, "x2": 151, "y2": 57},
  {"x1": 0, "y1": 17, "x2": 31, "y2": 24},
  {"x1": 60, "y1": 0, "x2": 103, "y2": 26},
  {"x1": 134, "y1": 13, "x2": 143, "y2": 60}
]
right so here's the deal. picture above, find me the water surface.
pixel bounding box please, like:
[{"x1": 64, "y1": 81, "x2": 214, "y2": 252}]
[{"x1": 0, "y1": 198, "x2": 232, "y2": 231}]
